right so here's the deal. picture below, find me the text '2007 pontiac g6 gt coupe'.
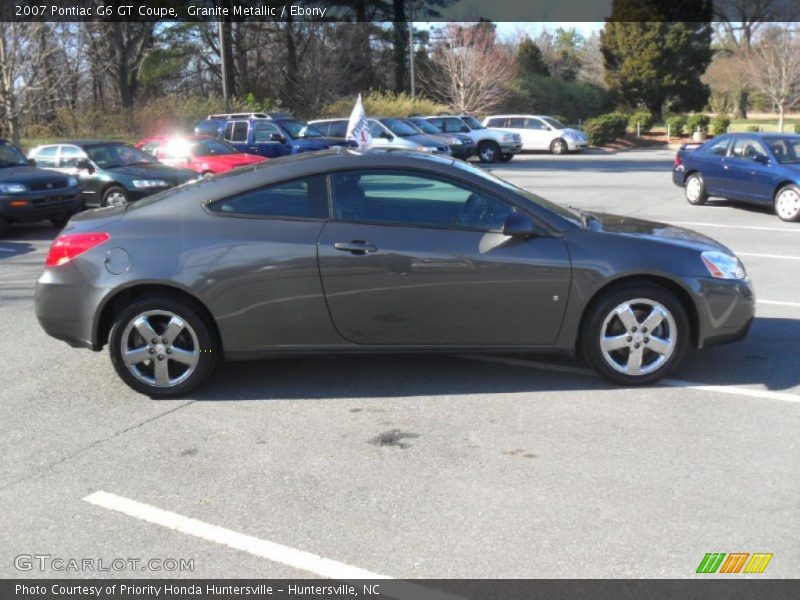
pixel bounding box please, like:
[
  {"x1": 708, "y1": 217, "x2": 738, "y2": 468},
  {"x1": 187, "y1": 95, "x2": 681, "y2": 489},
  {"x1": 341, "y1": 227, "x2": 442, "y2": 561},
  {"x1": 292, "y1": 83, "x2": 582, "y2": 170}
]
[{"x1": 35, "y1": 149, "x2": 755, "y2": 397}]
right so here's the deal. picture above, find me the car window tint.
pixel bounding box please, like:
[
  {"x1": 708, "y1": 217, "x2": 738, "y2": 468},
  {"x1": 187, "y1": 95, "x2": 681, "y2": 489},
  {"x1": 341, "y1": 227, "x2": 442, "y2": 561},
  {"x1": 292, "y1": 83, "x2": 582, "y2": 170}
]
[
  {"x1": 525, "y1": 118, "x2": 547, "y2": 130},
  {"x1": 731, "y1": 137, "x2": 767, "y2": 159},
  {"x1": 34, "y1": 146, "x2": 58, "y2": 167},
  {"x1": 330, "y1": 170, "x2": 513, "y2": 231},
  {"x1": 195, "y1": 121, "x2": 219, "y2": 136},
  {"x1": 252, "y1": 121, "x2": 281, "y2": 143},
  {"x1": 328, "y1": 121, "x2": 348, "y2": 138},
  {"x1": 313, "y1": 123, "x2": 330, "y2": 136},
  {"x1": 368, "y1": 121, "x2": 386, "y2": 137},
  {"x1": 705, "y1": 137, "x2": 730, "y2": 156},
  {"x1": 208, "y1": 175, "x2": 328, "y2": 219},
  {"x1": 228, "y1": 121, "x2": 249, "y2": 143},
  {"x1": 766, "y1": 138, "x2": 800, "y2": 164},
  {"x1": 486, "y1": 118, "x2": 503, "y2": 127},
  {"x1": 59, "y1": 145, "x2": 86, "y2": 167},
  {"x1": 507, "y1": 118, "x2": 525, "y2": 127},
  {"x1": 442, "y1": 118, "x2": 467, "y2": 133},
  {"x1": 140, "y1": 141, "x2": 160, "y2": 156}
]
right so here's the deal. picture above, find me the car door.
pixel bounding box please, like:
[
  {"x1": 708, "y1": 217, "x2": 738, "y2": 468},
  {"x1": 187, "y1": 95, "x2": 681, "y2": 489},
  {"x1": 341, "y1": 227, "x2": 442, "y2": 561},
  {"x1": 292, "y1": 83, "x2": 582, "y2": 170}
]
[
  {"x1": 725, "y1": 137, "x2": 776, "y2": 203},
  {"x1": 691, "y1": 136, "x2": 731, "y2": 196},
  {"x1": 524, "y1": 118, "x2": 552, "y2": 150},
  {"x1": 56, "y1": 144, "x2": 100, "y2": 205},
  {"x1": 504, "y1": 117, "x2": 528, "y2": 147},
  {"x1": 317, "y1": 169, "x2": 572, "y2": 346},
  {"x1": 223, "y1": 120, "x2": 251, "y2": 154}
]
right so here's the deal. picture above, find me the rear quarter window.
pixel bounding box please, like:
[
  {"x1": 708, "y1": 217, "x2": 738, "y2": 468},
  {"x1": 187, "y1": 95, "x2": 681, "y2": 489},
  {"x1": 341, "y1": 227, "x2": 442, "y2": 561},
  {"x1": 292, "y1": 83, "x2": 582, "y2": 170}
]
[{"x1": 208, "y1": 175, "x2": 328, "y2": 219}]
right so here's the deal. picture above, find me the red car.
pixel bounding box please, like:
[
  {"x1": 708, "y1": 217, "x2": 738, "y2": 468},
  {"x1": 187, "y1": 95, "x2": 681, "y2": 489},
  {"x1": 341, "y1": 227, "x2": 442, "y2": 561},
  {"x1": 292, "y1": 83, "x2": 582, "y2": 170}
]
[{"x1": 135, "y1": 135, "x2": 266, "y2": 175}]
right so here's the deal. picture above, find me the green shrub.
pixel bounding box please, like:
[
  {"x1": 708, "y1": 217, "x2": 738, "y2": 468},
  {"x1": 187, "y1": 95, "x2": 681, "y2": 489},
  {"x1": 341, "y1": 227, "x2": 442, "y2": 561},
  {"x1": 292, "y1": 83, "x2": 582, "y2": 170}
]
[
  {"x1": 500, "y1": 75, "x2": 614, "y2": 124},
  {"x1": 627, "y1": 109, "x2": 655, "y2": 133},
  {"x1": 322, "y1": 91, "x2": 448, "y2": 118},
  {"x1": 665, "y1": 114, "x2": 687, "y2": 136},
  {"x1": 710, "y1": 115, "x2": 731, "y2": 135},
  {"x1": 686, "y1": 113, "x2": 710, "y2": 133},
  {"x1": 583, "y1": 112, "x2": 629, "y2": 145},
  {"x1": 794, "y1": 122, "x2": 800, "y2": 134}
]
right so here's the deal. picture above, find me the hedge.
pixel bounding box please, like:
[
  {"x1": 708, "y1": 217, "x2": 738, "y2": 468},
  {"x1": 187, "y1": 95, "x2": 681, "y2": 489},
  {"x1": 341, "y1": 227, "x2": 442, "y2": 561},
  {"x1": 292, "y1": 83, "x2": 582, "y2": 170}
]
[
  {"x1": 710, "y1": 115, "x2": 731, "y2": 136},
  {"x1": 627, "y1": 109, "x2": 655, "y2": 133},
  {"x1": 583, "y1": 112, "x2": 628, "y2": 146},
  {"x1": 686, "y1": 113, "x2": 710, "y2": 133},
  {"x1": 665, "y1": 114, "x2": 687, "y2": 136}
]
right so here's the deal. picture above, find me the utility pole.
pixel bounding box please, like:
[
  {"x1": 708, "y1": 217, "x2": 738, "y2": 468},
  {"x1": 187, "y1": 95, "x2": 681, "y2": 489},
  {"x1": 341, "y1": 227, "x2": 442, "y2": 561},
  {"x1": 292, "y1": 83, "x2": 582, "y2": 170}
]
[
  {"x1": 218, "y1": 20, "x2": 230, "y2": 111},
  {"x1": 408, "y1": 0, "x2": 415, "y2": 98}
]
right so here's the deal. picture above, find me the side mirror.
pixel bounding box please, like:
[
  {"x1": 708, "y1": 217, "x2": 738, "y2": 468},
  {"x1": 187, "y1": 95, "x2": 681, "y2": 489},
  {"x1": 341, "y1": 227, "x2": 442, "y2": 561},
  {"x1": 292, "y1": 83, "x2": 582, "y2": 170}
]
[
  {"x1": 27, "y1": 158, "x2": 36, "y2": 166},
  {"x1": 752, "y1": 154, "x2": 769, "y2": 164},
  {"x1": 503, "y1": 213, "x2": 539, "y2": 237},
  {"x1": 77, "y1": 158, "x2": 94, "y2": 172},
  {"x1": 270, "y1": 133, "x2": 285, "y2": 143}
]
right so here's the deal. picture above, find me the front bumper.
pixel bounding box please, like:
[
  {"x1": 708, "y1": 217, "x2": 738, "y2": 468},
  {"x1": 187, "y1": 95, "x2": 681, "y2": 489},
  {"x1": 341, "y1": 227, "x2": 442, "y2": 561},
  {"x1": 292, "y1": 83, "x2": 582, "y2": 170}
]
[
  {"x1": 566, "y1": 138, "x2": 589, "y2": 151},
  {"x1": 690, "y1": 276, "x2": 756, "y2": 349},
  {"x1": 451, "y1": 145, "x2": 474, "y2": 159},
  {"x1": 499, "y1": 142, "x2": 523, "y2": 154},
  {"x1": 0, "y1": 188, "x2": 83, "y2": 222}
]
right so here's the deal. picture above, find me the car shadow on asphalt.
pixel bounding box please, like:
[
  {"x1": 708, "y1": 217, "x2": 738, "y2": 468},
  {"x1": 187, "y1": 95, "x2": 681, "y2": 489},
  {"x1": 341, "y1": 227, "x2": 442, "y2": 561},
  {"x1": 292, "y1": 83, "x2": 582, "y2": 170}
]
[
  {"x1": 1, "y1": 222, "x2": 61, "y2": 243},
  {"x1": 483, "y1": 155, "x2": 675, "y2": 173},
  {"x1": 191, "y1": 316, "x2": 799, "y2": 401},
  {"x1": 0, "y1": 241, "x2": 37, "y2": 259}
]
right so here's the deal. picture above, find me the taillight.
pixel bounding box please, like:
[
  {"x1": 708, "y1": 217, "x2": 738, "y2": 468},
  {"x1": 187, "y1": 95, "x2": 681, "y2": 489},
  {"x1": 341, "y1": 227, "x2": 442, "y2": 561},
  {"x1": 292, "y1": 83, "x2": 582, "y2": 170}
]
[
  {"x1": 45, "y1": 232, "x2": 110, "y2": 268},
  {"x1": 674, "y1": 154, "x2": 682, "y2": 167}
]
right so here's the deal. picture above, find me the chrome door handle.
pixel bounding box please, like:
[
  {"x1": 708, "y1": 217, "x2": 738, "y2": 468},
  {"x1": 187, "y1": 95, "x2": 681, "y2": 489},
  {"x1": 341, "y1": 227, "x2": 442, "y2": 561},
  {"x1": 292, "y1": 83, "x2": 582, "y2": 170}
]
[{"x1": 334, "y1": 241, "x2": 378, "y2": 255}]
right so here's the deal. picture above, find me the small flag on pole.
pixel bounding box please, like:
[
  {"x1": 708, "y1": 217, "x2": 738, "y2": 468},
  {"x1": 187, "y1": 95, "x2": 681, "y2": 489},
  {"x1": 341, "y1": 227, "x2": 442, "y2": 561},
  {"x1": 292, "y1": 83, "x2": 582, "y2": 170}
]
[{"x1": 346, "y1": 94, "x2": 372, "y2": 149}]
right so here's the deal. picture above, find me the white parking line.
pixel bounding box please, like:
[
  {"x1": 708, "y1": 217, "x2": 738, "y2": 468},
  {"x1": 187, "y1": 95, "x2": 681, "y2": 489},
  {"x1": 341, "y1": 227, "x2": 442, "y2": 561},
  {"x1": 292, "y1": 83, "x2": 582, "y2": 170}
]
[
  {"x1": 459, "y1": 355, "x2": 800, "y2": 404},
  {"x1": 738, "y1": 252, "x2": 800, "y2": 261},
  {"x1": 672, "y1": 221, "x2": 800, "y2": 233},
  {"x1": 758, "y1": 299, "x2": 800, "y2": 308},
  {"x1": 83, "y1": 491, "x2": 462, "y2": 600}
]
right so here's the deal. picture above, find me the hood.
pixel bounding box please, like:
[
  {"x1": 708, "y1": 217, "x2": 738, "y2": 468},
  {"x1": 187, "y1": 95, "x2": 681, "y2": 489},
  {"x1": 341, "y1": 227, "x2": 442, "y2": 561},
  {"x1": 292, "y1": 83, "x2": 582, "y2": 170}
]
[
  {"x1": 107, "y1": 163, "x2": 196, "y2": 183},
  {"x1": 563, "y1": 128, "x2": 587, "y2": 138},
  {"x1": 0, "y1": 165, "x2": 70, "y2": 186},
  {"x1": 587, "y1": 212, "x2": 732, "y2": 253}
]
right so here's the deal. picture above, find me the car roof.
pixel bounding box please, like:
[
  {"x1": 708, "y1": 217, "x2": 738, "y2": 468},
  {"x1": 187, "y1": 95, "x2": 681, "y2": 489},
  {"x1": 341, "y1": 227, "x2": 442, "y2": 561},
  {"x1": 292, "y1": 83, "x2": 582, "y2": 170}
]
[
  {"x1": 728, "y1": 132, "x2": 800, "y2": 138},
  {"x1": 51, "y1": 140, "x2": 131, "y2": 147},
  {"x1": 486, "y1": 114, "x2": 549, "y2": 119}
]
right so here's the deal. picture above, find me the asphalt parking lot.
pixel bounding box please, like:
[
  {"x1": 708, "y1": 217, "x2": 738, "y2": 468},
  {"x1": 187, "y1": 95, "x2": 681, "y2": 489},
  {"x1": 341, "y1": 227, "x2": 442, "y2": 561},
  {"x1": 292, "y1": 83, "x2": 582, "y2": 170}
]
[{"x1": 1, "y1": 148, "x2": 798, "y2": 580}]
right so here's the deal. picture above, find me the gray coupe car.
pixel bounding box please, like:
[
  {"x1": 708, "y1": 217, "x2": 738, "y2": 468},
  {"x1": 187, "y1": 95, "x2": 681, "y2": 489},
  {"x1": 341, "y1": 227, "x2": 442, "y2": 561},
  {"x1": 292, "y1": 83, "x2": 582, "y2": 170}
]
[{"x1": 35, "y1": 149, "x2": 754, "y2": 397}]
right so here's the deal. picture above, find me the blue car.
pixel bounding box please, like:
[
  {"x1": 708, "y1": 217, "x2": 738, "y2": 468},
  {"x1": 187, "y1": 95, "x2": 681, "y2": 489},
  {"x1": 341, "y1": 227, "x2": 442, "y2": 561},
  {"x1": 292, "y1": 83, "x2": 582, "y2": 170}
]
[
  {"x1": 194, "y1": 112, "x2": 350, "y2": 159},
  {"x1": 673, "y1": 132, "x2": 800, "y2": 222}
]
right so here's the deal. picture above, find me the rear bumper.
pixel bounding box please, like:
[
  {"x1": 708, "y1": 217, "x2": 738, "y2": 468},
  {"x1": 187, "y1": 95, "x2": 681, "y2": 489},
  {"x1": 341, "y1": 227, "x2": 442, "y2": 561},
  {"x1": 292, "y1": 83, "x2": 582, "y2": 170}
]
[
  {"x1": 690, "y1": 276, "x2": 756, "y2": 349},
  {"x1": 0, "y1": 188, "x2": 83, "y2": 222},
  {"x1": 35, "y1": 263, "x2": 109, "y2": 350},
  {"x1": 672, "y1": 167, "x2": 686, "y2": 187}
]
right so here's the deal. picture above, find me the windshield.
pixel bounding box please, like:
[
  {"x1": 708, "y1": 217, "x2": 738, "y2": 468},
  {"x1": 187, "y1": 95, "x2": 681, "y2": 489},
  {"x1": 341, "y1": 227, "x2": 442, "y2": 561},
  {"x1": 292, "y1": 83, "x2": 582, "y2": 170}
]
[
  {"x1": 766, "y1": 137, "x2": 800, "y2": 164},
  {"x1": 381, "y1": 118, "x2": 420, "y2": 137},
  {"x1": 452, "y1": 160, "x2": 582, "y2": 227},
  {"x1": 0, "y1": 142, "x2": 29, "y2": 167},
  {"x1": 279, "y1": 120, "x2": 324, "y2": 139},
  {"x1": 409, "y1": 119, "x2": 441, "y2": 135},
  {"x1": 542, "y1": 117, "x2": 566, "y2": 129},
  {"x1": 193, "y1": 138, "x2": 240, "y2": 156},
  {"x1": 461, "y1": 116, "x2": 484, "y2": 130},
  {"x1": 85, "y1": 143, "x2": 157, "y2": 169}
]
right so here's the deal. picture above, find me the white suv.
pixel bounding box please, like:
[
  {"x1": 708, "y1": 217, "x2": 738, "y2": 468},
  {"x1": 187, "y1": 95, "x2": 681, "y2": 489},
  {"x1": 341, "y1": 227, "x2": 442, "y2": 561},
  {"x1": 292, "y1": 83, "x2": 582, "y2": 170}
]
[
  {"x1": 423, "y1": 114, "x2": 522, "y2": 163},
  {"x1": 483, "y1": 115, "x2": 587, "y2": 154}
]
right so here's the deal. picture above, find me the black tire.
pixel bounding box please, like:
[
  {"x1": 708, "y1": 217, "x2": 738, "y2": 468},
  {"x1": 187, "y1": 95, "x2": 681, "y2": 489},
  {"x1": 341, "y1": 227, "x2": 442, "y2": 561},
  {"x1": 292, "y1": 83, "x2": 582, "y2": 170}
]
[
  {"x1": 478, "y1": 141, "x2": 500, "y2": 163},
  {"x1": 0, "y1": 215, "x2": 8, "y2": 238},
  {"x1": 580, "y1": 283, "x2": 689, "y2": 386},
  {"x1": 684, "y1": 172, "x2": 708, "y2": 205},
  {"x1": 109, "y1": 295, "x2": 219, "y2": 398},
  {"x1": 102, "y1": 186, "x2": 129, "y2": 208},
  {"x1": 499, "y1": 153, "x2": 514, "y2": 163},
  {"x1": 550, "y1": 138, "x2": 568, "y2": 155},
  {"x1": 50, "y1": 215, "x2": 69, "y2": 229},
  {"x1": 774, "y1": 184, "x2": 800, "y2": 222}
]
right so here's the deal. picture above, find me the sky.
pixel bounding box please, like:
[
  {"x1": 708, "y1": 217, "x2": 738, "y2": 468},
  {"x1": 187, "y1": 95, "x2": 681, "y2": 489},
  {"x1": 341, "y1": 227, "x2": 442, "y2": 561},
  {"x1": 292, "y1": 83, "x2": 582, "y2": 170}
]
[{"x1": 418, "y1": 22, "x2": 605, "y2": 41}]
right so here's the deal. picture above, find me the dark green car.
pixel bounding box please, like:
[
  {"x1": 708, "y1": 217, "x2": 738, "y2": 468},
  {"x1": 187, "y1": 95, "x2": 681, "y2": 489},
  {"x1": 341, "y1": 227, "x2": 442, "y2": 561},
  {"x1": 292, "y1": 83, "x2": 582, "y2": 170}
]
[{"x1": 28, "y1": 141, "x2": 198, "y2": 207}]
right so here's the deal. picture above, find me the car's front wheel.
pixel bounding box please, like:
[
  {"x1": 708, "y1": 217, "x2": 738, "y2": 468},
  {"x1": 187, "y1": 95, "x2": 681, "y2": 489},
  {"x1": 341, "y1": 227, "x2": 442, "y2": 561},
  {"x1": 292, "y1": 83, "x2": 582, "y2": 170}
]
[
  {"x1": 109, "y1": 296, "x2": 219, "y2": 398},
  {"x1": 774, "y1": 184, "x2": 800, "y2": 222},
  {"x1": 499, "y1": 153, "x2": 514, "y2": 163},
  {"x1": 684, "y1": 173, "x2": 708, "y2": 205},
  {"x1": 550, "y1": 138, "x2": 568, "y2": 155},
  {"x1": 478, "y1": 141, "x2": 500, "y2": 163},
  {"x1": 581, "y1": 284, "x2": 689, "y2": 385},
  {"x1": 102, "y1": 186, "x2": 129, "y2": 207}
]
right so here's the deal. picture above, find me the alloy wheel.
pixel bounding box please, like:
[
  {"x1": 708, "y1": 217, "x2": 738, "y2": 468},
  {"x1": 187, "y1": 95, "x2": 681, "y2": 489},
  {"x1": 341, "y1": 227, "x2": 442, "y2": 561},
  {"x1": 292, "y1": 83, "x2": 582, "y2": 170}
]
[
  {"x1": 120, "y1": 310, "x2": 200, "y2": 388},
  {"x1": 686, "y1": 177, "x2": 702, "y2": 202},
  {"x1": 775, "y1": 188, "x2": 800, "y2": 221},
  {"x1": 106, "y1": 191, "x2": 128, "y2": 207},
  {"x1": 599, "y1": 298, "x2": 677, "y2": 376}
]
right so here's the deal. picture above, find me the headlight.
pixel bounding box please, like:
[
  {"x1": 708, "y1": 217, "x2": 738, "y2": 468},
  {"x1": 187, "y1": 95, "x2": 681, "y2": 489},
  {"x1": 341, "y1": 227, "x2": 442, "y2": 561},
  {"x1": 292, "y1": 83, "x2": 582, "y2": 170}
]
[
  {"x1": 501, "y1": 134, "x2": 513, "y2": 141},
  {"x1": 563, "y1": 132, "x2": 575, "y2": 140},
  {"x1": 67, "y1": 176, "x2": 78, "y2": 187},
  {"x1": 415, "y1": 146, "x2": 431, "y2": 152},
  {"x1": 449, "y1": 137, "x2": 462, "y2": 145},
  {"x1": 132, "y1": 179, "x2": 168, "y2": 189},
  {"x1": 0, "y1": 183, "x2": 27, "y2": 193},
  {"x1": 701, "y1": 251, "x2": 746, "y2": 279}
]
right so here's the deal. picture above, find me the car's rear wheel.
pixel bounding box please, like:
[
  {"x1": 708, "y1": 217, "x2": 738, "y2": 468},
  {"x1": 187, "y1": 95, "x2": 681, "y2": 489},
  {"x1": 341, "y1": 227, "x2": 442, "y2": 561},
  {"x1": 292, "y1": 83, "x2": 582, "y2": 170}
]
[
  {"x1": 581, "y1": 284, "x2": 689, "y2": 385},
  {"x1": 109, "y1": 296, "x2": 219, "y2": 398},
  {"x1": 550, "y1": 138, "x2": 568, "y2": 155},
  {"x1": 774, "y1": 185, "x2": 800, "y2": 222},
  {"x1": 684, "y1": 173, "x2": 708, "y2": 205},
  {"x1": 499, "y1": 153, "x2": 514, "y2": 163},
  {"x1": 102, "y1": 186, "x2": 129, "y2": 207},
  {"x1": 478, "y1": 141, "x2": 500, "y2": 163}
]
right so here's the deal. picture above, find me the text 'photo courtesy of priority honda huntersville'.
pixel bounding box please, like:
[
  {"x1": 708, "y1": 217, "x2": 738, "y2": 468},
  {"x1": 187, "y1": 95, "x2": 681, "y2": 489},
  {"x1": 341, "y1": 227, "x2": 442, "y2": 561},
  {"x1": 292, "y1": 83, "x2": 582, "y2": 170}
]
[{"x1": 35, "y1": 149, "x2": 755, "y2": 398}]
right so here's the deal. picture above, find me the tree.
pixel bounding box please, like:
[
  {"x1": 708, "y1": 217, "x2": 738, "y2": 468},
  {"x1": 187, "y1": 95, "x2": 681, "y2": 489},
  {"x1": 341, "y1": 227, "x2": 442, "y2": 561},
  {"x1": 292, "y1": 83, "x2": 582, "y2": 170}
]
[
  {"x1": 517, "y1": 37, "x2": 549, "y2": 78},
  {"x1": 746, "y1": 26, "x2": 800, "y2": 131},
  {"x1": 600, "y1": 0, "x2": 713, "y2": 118},
  {"x1": 422, "y1": 23, "x2": 515, "y2": 114}
]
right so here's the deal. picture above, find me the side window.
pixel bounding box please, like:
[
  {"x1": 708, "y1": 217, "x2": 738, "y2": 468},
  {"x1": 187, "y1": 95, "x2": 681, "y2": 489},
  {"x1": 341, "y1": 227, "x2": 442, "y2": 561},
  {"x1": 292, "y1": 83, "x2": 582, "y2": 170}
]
[
  {"x1": 368, "y1": 121, "x2": 386, "y2": 137},
  {"x1": 731, "y1": 137, "x2": 767, "y2": 159},
  {"x1": 442, "y1": 118, "x2": 467, "y2": 133},
  {"x1": 231, "y1": 121, "x2": 249, "y2": 143},
  {"x1": 252, "y1": 121, "x2": 282, "y2": 143},
  {"x1": 208, "y1": 175, "x2": 328, "y2": 219},
  {"x1": 507, "y1": 118, "x2": 526, "y2": 128},
  {"x1": 525, "y1": 118, "x2": 547, "y2": 130},
  {"x1": 329, "y1": 121, "x2": 348, "y2": 138},
  {"x1": 486, "y1": 118, "x2": 503, "y2": 127},
  {"x1": 427, "y1": 118, "x2": 443, "y2": 130},
  {"x1": 330, "y1": 170, "x2": 513, "y2": 231},
  {"x1": 313, "y1": 123, "x2": 330, "y2": 136},
  {"x1": 139, "y1": 142, "x2": 160, "y2": 157},
  {"x1": 34, "y1": 146, "x2": 58, "y2": 167},
  {"x1": 705, "y1": 137, "x2": 730, "y2": 156},
  {"x1": 58, "y1": 145, "x2": 86, "y2": 168}
]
